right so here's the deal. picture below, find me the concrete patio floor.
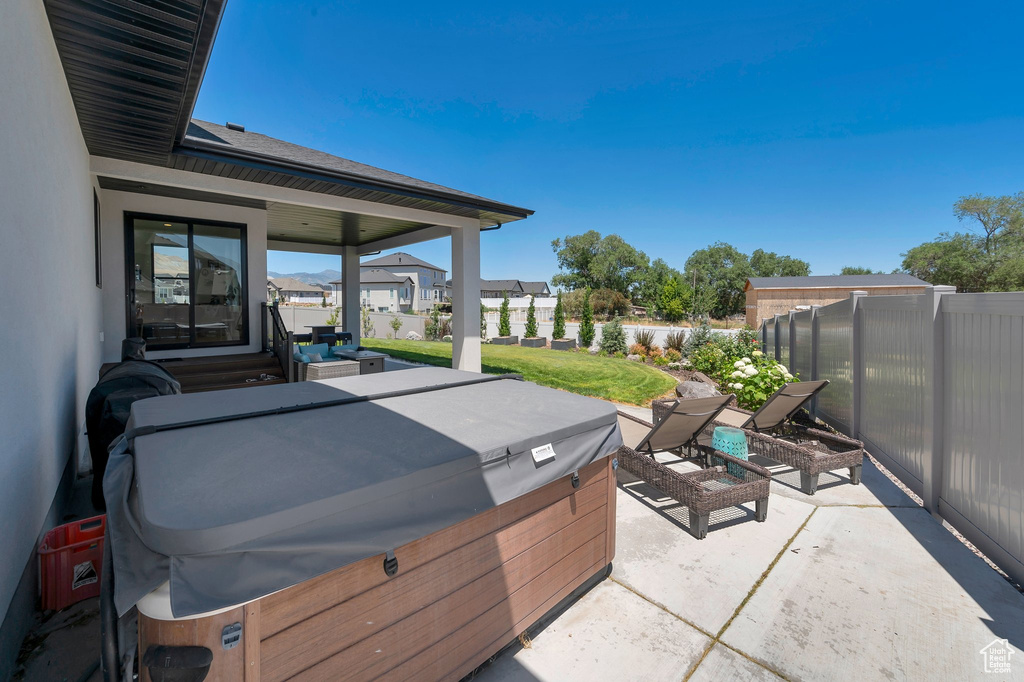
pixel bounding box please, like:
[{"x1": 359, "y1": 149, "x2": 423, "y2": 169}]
[{"x1": 475, "y1": 412, "x2": 1024, "y2": 681}]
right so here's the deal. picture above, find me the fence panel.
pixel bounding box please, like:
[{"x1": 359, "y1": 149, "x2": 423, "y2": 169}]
[
  {"x1": 940, "y1": 293, "x2": 1024, "y2": 585},
  {"x1": 777, "y1": 314, "x2": 791, "y2": 368},
  {"x1": 764, "y1": 319, "x2": 776, "y2": 358},
  {"x1": 858, "y1": 295, "x2": 928, "y2": 492},
  {"x1": 814, "y1": 297, "x2": 854, "y2": 435},
  {"x1": 790, "y1": 309, "x2": 813, "y2": 383}
]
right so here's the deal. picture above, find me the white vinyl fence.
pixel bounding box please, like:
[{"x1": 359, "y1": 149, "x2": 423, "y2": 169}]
[
  {"x1": 761, "y1": 287, "x2": 1024, "y2": 585},
  {"x1": 484, "y1": 320, "x2": 739, "y2": 348},
  {"x1": 277, "y1": 306, "x2": 427, "y2": 340}
]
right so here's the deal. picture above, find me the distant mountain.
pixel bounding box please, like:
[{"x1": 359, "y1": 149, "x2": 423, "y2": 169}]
[{"x1": 267, "y1": 269, "x2": 341, "y2": 286}]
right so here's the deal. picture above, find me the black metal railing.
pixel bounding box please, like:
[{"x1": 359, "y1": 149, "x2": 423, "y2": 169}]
[{"x1": 263, "y1": 302, "x2": 294, "y2": 382}]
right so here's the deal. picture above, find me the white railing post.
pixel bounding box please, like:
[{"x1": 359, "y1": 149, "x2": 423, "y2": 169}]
[
  {"x1": 921, "y1": 285, "x2": 956, "y2": 517},
  {"x1": 850, "y1": 291, "x2": 867, "y2": 440}
]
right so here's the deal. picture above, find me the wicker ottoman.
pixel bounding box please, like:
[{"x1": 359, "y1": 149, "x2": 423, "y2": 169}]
[{"x1": 304, "y1": 360, "x2": 360, "y2": 381}]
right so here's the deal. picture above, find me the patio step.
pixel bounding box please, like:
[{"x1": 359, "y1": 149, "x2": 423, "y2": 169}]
[{"x1": 157, "y1": 352, "x2": 288, "y2": 393}]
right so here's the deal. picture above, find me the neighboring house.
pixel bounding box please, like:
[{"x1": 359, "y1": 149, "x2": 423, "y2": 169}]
[
  {"x1": 268, "y1": 277, "x2": 329, "y2": 304},
  {"x1": 0, "y1": 2, "x2": 531, "y2": 673},
  {"x1": 330, "y1": 269, "x2": 413, "y2": 313},
  {"x1": 476, "y1": 279, "x2": 550, "y2": 298},
  {"x1": 745, "y1": 274, "x2": 931, "y2": 327},
  {"x1": 360, "y1": 252, "x2": 448, "y2": 312},
  {"x1": 520, "y1": 281, "x2": 551, "y2": 297}
]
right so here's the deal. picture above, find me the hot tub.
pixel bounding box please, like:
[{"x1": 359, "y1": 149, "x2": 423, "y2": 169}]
[{"x1": 103, "y1": 367, "x2": 622, "y2": 681}]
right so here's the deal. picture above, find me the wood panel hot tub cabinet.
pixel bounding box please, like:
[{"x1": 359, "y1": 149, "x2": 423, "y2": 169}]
[{"x1": 139, "y1": 455, "x2": 617, "y2": 681}]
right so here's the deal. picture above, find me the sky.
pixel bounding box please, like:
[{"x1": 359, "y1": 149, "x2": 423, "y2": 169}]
[{"x1": 193, "y1": 1, "x2": 1024, "y2": 282}]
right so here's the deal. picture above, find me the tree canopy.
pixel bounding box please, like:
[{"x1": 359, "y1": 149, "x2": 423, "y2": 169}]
[
  {"x1": 684, "y1": 242, "x2": 752, "y2": 318},
  {"x1": 749, "y1": 249, "x2": 811, "y2": 278},
  {"x1": 902, "y1": 192, "x2": 1024, "y2": 292},
  {"x1": 551, "y1": 231, "x2": 648, "y2": 296},
  {"x1": 838, "y1": 266, "x2": 880, "y2": 275}
]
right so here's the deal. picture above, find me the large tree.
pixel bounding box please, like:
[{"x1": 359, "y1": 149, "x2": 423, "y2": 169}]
[
  {"x1": 902, "y1": 192, "x2": 1024, "y2": 292},
  {"x1": 633, "y1": 257, "x2": 683, "y2": 309},
  {"x1": 749, "y1": 249, "x2": 810, "y2": 278},
  {"x1": 551, "y1": 231, "x2": 649, "y2": 297},
  {"x1": 684, "y1": 242, "x2": 752, "y2": 318}
]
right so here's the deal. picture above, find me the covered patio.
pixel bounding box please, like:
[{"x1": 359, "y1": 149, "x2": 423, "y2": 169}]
[{"x1": 92, "y1": 118, "x2": 531, "y2": 375}]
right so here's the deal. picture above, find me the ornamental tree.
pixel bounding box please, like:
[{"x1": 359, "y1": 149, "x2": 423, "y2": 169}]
[
  {"x1": 498, "y1": 292, "x2": 512, "y2": 337},
  {"x1": 524, "y1": 296, "x2": 538, "y2": 338},
  {"x1": 579, "y1": 287, "x2": 595, "y2": 348},
  {"x1": 552, "y1": 291, "x2": 566, "y2": 340}
]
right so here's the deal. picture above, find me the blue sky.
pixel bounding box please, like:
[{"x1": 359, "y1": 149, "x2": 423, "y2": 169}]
[{"x1": 193, "y1": 1, "x2": 1024, "y2": 281}]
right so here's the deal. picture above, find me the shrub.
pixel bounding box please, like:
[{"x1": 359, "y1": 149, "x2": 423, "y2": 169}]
[
  {"x1": 524, "y1": 296, "x2": 538, "y2": 338},
  {"x1": 653, "y1": 355, "x2": 669, "y2": 366},
  {"x1": 665, "y1": 348, "x2": 682, "y2": 362},
  {"x1": 682, "y1": 323, "x2": 713, "y2": 356},
  {"x1": 579, "y1": 288, "x2": 595, "y2": 348},
  {"x1": 599, "y1": 317, "x2": 627, "y2": 355},
  {"x1": 325, "y1": 306, "x2": 340, "y2": 326},
  {"x1": 498, "y1": 292, "x2": 511, "y2": 337},
  {"x1": 667, "y1": 361, "x2": 681, "y2": 370},
  {"x1": 590, "y1": 288, "x2": 631, "y2": 320},
  {"x1": 439, "y1": 315, "x2": 452, "y2": 339},
  {"x1": 562, "y1": 289, "x2": 585, "y2": 319},
  {"x1": 552, "y1": 291, "x2": 566, "y2": 339},
  {"x1": 664, "y1": 330, "x2": 686, "y2": 353},
  {"x1": 361, "y1": 306, "x2": 375, "y2": 338},
  {"x1": 648, "y1": 346, "x2": 663, "y2": 359},
  {"x1": 634, "y1": 328, "x2": 656, "y2": 351},
  {"x1": 689, "y1": 344, "x2": 727, "y2": 377},
  {"x1": 442, "y1": 334, "x2": 453, "y2": 343},
  {"x1": 480, "y1": 303, "x2": 488, "y2": 339},
  {"x1": 629, "y1": 343, "x2": 647, "y2": 356},
  {"x1": 389, "y1": 315, "x2": 402, "y2": 337},
  {"x1": 720, "y1": 354, "x2": 796, "y2": 410},
  {"x1": 425, "y1": 308, "x2": 441, "y2": 341}
]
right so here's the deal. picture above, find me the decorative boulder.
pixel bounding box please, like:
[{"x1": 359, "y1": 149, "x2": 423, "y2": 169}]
[
  {"x1": 441, "y1": 335, "x2": 453, "y2": 343},
  {"x1": 626, "y1": 354, "x2": 643, "y2": 362},
  {"x1": 406, "y1": 331, "x2": 423, "y2": 341},
  {"x1": 675, "y1": 380, "x2": 721, "y2": 399}
]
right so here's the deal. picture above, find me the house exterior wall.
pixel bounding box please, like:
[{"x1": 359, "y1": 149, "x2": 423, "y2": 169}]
[
  {"x1": 98, "y1": 190, "x2": 269, "y2": 362},
  {"x1": 747, "y1": 286, "x2": 929, "y2": 327},
  {"x1": 0, "y1": 1, "x2": 101, "y2": 673},
  {"x1": 362, "y1": 265, "x2": 445, "y2": 312},
  {"x1": 361, "y1": 283, "x2": 411, "y2": 312}
]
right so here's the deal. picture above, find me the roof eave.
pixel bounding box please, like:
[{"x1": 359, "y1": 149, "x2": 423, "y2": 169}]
[
  {"x1": 173, "y1": 143, "x2": 534, "y2": 223},
  {"x1": 171, "y1": 0, "x2": 228, "y2": 146}
]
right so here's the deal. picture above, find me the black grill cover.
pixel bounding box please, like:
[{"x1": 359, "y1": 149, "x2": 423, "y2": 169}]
[{"x1": 86, "y1": 360, "x2": 181, "y2": 510}]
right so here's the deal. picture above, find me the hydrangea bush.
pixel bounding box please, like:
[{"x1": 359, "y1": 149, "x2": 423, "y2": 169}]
[{"x1": 722, "y1": 351, "x2": 795, "y2": 410}]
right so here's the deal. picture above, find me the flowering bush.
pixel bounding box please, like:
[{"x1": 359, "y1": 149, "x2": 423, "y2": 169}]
[
  {"x1": 722, "y1": 354, "x2": 796, "y2": 410},
  {"x1": 629, "y1": 342, "x2": 647, "y2": 357},
  {"x1": 665, "y1": 348, "x2": 682, "y2": 363}
]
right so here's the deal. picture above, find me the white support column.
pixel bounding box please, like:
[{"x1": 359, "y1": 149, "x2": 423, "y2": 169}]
[
  {"x1": 451, "y1": 224, "x2": 482, "y2": 372},
  {"x1": 341, "y1": 246, "x2": 361, "y2": 345}
]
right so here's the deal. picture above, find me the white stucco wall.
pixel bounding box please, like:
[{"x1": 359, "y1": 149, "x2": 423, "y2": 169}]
[
  {"x1": 0, "y1": 0, "x2": 101, "y2": 629},
  {"x1": 98, "y1": 191, "x2": 269, "y2": 362}
]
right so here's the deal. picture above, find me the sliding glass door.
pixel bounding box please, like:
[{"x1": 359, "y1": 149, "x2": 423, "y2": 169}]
[{"x1": 126, "y1": 213, "x2": 248, "y2": 350}]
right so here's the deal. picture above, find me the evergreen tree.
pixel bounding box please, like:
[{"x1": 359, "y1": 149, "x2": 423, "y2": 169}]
[
  {"x1": 498, "y1": 292, "x2": 512, "y2": 337},
  {"x1": 480, "y1": 303, "x2": 488, "y2": 339},
  {"x1": 552, "y1": 291, "x2": 566, "y2": 340},
  {"x1": 579, "y1": 288, "x2": 595, "y2": 348},
  {"x1": 524, "y1": 296, "x2": 538, "y2": 338}
]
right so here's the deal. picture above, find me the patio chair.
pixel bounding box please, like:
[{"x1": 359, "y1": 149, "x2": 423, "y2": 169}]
[
  {"x1": 683, "y1": 380, "x2": 865, "y2": 495},
  {"x1": 618, "y1": 395, "x2": 772, "y2": 540}
]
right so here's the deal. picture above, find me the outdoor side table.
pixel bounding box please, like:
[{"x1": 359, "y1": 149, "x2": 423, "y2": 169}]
[
  {"x1": 304, "y1": 360, "x2": 360, "y2": 381},
  {"x1": 332, "y1": 349, "x2": 387, "y2": 375}
]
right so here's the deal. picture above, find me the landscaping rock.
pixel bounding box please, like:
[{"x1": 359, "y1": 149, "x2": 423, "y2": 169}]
[
  {"x1": 441, "y1": 335, "x2": 453, "y2": 343},
  {"x1": 405, "y1": 331, "x2": 423, "y2": 341},
  {"x1": 675, "y1": 380, "x2": 720, "y2": 399},
  {"x1": 627, "y1": 354, "x2": 643, "y2": 362}
]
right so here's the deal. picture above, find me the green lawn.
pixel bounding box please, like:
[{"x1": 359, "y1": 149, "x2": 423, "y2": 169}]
[{"x1": 361, "y1": 339, "x2": 677, "y2": 406}]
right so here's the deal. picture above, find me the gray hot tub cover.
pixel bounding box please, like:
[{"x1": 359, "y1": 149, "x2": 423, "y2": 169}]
[{"x1": 104, "y1": 367, "x2": 622, "y2": 617}]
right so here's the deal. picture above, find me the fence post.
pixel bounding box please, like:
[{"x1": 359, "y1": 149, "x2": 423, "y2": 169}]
[
  {"x1": 772, "y1": 314, "x2": 781, "y2": 360},
  {"x1": 921, "y1": 285, "x2": 955, "y2": 517},
  {"x1": 788, "y1": 311, "x2": 797, "y2": 369},
  {"x1": 850, "y1": 291, "x2": 867, "y2": 441},
  {"x1": 809, "y1": 305, "x2": 821, "y2": 418}
]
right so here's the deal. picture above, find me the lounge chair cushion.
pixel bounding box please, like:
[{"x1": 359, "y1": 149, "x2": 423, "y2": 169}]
[{"x1": 294, "y1": 353, "x2": 311, "y2": 363}]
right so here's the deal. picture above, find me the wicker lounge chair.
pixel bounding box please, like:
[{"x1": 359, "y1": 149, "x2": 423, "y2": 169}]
[
  {"x1": 679, "y1": 380, "x2": 865, "y2": 495},
  {"x1": 618, "y1": 395, "x2": 772, "y2": 540}
]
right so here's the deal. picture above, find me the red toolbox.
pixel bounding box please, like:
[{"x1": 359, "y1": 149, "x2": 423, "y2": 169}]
[{"x1": 39, "y1": 515, "x2": 105, "y2": 611}]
